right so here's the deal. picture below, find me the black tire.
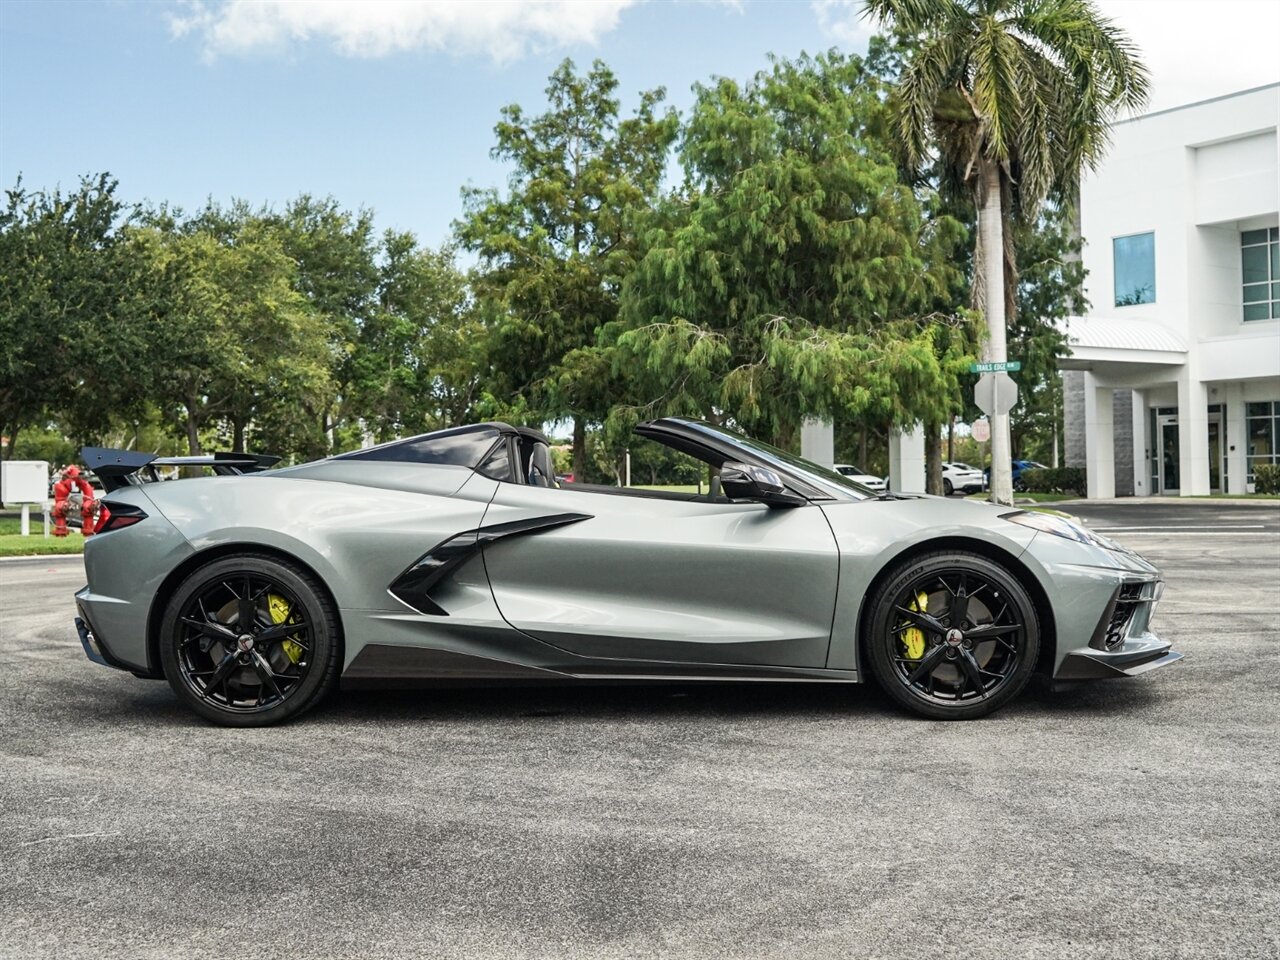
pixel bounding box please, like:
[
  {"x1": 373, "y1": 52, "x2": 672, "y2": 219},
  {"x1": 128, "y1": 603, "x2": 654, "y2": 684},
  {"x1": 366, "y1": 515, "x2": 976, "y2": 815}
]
[
  {"x1": 159, "y1": 553, "x2": 341, "y2": 727},
  {"x1": 943, "y1": 478, "x2": 954, "y2": 496},
  {"x1": 864, "y1": 551, "x2": 1039, "y2": 720}
]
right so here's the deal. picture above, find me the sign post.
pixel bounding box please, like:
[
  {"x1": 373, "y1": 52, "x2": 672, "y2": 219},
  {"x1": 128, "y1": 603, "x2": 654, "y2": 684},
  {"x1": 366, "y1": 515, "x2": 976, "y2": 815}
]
[{"x1": 971, "y1": 362, "x2": 1020, "y2": 503}]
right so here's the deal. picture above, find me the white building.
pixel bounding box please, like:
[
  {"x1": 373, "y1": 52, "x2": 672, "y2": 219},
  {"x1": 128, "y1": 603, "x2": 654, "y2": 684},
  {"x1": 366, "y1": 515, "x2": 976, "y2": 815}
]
[{"x1": 1061, "y1": 83, "x2": 1280, "y2": 497}]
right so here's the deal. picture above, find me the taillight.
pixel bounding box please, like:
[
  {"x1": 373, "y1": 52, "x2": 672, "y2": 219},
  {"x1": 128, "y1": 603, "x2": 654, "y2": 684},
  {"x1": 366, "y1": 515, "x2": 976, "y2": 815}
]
[{"x1": 96, "y1": 502, "x2": 147, "y2": 533}]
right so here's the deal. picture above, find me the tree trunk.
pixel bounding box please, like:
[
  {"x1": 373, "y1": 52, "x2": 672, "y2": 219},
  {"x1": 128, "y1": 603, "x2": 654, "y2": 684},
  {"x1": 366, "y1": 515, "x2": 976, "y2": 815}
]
[
  {"x1": 858, "y1": 418, "x2": 868, "y2": 470},
  {"x1": 925, "y1": 419, "x2": 944, "y2": 496},
  {"x1": 232, "y1": 418, "x2": 246, "y2": 453},
  {"x1": 947, "y1": 417, "x2": 955, "y2": 464},
  {"x1": 980, "y1": 159, "x2": 1014, "y2": 505},
  {"x1": 185, "y1": 399, "x2": 203, "y2": 456},
  {"x1": 572, "y1": 418, "x2": 587, "y2": 481}
]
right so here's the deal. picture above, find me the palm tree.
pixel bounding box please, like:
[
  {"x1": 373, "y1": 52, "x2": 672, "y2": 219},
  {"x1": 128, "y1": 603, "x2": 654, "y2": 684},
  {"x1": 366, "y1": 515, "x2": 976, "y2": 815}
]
[{"x1": 863, "y1": 0, "x2": 1149, "y2": 503}]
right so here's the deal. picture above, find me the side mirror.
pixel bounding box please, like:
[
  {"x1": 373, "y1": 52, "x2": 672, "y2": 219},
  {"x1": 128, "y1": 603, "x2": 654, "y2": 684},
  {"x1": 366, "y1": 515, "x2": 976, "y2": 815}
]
[{"x1": 719, "y1": 462, "x2": 806, "y2": 507}]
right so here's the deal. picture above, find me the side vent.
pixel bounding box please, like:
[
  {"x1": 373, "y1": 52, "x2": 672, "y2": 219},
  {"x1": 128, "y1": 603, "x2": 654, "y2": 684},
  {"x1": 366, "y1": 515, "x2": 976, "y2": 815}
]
[{"x1": 389, "y1": 513, "x2": 592, "y2": 616}]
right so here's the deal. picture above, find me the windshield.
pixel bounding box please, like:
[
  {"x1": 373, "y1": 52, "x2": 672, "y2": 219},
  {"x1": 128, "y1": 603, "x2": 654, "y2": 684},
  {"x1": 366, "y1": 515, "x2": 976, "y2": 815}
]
[{"x1": 688, "y1": 422, "x2": 875, "y2": 500}]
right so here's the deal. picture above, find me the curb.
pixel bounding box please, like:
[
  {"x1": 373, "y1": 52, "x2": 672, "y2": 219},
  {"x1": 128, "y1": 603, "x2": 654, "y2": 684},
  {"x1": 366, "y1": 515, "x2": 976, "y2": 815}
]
[
  {"x1": 0, "y1": 553, "x2": 84, "y2": 565},
  {"x1": 1053, "y1": 497, "x2": 1280, "y2": 507}
]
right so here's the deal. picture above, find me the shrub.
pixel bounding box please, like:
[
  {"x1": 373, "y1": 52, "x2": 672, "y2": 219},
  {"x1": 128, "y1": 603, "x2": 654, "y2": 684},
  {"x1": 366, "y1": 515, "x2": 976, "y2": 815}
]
[
  {"x1": 1253, "y1": 464, "x2": 1280, "y2": 495},
  {"x1": 1021, "y1": 467, "x2": 1087, "y2": 496}
]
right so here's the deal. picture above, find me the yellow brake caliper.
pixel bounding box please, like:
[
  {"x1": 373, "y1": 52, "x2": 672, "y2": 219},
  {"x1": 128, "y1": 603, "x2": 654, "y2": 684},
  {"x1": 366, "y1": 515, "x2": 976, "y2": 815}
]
[
  {"x1": 268, "y1": 593, "x2": 304, "y2": 664},
  {"x1": 901, "y1": 590, "x2": 929, "y2": 660}
]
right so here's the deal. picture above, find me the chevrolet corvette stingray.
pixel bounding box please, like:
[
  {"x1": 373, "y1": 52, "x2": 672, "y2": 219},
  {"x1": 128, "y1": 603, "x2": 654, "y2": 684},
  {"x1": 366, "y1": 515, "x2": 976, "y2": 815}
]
[{"x1": 74, "y1": 419, "x2": 1181, "y2": 726}]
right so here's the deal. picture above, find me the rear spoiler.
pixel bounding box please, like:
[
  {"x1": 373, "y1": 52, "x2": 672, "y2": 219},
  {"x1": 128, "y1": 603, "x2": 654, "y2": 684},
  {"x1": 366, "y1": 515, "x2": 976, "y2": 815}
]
[{"x1": 81, "y1": 447, "x2": 281, "y2": 492}]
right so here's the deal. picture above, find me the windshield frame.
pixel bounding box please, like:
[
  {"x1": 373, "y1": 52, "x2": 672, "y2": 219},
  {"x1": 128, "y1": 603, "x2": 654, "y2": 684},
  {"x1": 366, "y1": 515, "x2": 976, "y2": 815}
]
[{"x1": 673, "y1": 420, "x2": 876, "y2": 501}]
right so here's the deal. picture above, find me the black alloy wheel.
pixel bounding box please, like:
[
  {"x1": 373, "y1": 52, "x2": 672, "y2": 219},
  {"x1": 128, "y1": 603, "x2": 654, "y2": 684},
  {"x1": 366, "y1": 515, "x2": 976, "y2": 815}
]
[
  {"x1": 865, "y1": 551, "x2": 1039, "y2": 719},
  {"x1": 943, "y1": 478, "x2": 954, "y2": 496},
  {"x1": 160, "y1": 554, "x2": 341, "y2": 727}
]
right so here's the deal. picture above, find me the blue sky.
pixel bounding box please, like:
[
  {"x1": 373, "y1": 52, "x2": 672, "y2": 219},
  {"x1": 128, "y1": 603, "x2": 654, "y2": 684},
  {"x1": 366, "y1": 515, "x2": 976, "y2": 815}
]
[{"x1": 2, "y1": 0, "x2": 1276, "y2": 250}]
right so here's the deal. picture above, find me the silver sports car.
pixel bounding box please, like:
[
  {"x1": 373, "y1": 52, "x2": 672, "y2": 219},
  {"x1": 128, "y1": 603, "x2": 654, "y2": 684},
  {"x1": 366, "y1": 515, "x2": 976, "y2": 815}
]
[{"x1": 74, "y1": 419, "x2": 1181, "y2": 727}]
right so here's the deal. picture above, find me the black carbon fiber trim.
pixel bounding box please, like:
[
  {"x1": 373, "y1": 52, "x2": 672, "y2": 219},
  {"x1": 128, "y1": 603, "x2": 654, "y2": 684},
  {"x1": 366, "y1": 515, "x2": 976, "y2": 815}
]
[{"x1": 388, "y1": 512, "x2": 592, "y2": 616}]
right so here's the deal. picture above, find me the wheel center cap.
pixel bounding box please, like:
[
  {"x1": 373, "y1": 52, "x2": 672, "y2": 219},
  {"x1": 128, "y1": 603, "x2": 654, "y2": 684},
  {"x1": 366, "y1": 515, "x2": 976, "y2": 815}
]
[
  {"x1": 945, "y1": 628, "x2": 964, "y2": 647},
  {"x1": 237, "y1": 634, "x2": 255, "y2": 653}
]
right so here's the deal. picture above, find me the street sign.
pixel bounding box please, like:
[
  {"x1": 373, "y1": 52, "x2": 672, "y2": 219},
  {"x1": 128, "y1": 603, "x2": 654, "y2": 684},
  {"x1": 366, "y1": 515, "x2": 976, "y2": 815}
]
[
  {"x1": 970, "y1": 360, "x2": 1022, "y2": 374},
  {"x1": 974, "y1": 372, "x2": 1018, "y2": 416},
  {"x1": 972, "y1": 419, "x2": 991, "y2": 442}
]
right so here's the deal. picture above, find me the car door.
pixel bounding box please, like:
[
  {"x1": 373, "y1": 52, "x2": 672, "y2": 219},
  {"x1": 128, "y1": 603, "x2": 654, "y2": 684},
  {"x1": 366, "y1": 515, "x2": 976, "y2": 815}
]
[{"x1": 476, "y1": 482, "x2": 840, "y2": 668}]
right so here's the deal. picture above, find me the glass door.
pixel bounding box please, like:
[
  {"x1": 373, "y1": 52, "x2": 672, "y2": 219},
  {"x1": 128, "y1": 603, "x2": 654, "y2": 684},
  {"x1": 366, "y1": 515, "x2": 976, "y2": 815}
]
[
  {"x1": 1158, "y1": 414, "x2": 1179, "y2": 494},
  {"x1": 1208, "y1": 413, "x2": 1224, "y2": 493}
]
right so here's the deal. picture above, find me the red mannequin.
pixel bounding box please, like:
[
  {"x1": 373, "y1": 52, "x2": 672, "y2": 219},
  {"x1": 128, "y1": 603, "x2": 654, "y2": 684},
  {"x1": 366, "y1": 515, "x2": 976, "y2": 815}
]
[{"x1": 52, "y1": 465, "x2": 107, "y2": 537}]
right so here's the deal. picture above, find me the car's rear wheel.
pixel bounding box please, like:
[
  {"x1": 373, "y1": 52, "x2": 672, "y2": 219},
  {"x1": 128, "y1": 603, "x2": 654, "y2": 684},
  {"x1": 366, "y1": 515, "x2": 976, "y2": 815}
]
[
  {"x1": 943, "y1": 478, "x2": 954, "y2": 496},
  {"x1": 864, "y1": 551, "x2": 1039, "y2": 720},
  {"x1": 159, "y1": 554, "x2": 341, "y2": 727}
]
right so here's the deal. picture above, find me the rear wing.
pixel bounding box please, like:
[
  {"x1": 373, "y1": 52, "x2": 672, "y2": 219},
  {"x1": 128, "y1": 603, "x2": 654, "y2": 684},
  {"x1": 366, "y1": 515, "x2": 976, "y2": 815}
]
[{"x1": 82, "y1": 448, "x2": 281, "y2": 492}]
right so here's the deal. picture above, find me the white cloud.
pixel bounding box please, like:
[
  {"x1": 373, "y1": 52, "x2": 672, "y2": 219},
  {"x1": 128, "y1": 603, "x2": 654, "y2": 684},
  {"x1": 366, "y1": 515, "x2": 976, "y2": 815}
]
[
  {"x1": 813, "y1": 0, "x2": 1279, "y2": 113},
  {"x1": 1095, "y1": 0, "x2": 1279, "y2": 113},
  {"x1": 810, "y1": 0, "x2": 874, "y2": 50},
  {"x1": 169, "y1": 0, "x2": 641, "y2": 62}
]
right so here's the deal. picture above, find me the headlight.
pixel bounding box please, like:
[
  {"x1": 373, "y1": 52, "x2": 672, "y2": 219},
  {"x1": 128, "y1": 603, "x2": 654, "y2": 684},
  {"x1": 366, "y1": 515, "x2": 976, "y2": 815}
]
[{"x1": 1002, "y1": 510, "x2": 1127, "y2": 552}]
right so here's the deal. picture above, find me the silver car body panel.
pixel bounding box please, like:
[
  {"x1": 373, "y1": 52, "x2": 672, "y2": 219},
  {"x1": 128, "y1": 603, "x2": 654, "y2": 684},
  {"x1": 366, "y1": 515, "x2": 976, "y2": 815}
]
[{"x1": 74, "y1": 419, "x2": 1179, "y2": 689}]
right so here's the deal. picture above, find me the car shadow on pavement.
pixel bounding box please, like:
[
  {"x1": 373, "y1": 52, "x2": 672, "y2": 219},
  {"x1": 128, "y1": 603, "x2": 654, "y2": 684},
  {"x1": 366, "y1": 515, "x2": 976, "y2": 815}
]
[{"x1": 94, "y1": 671, "x2": 1173, "y2": 727}]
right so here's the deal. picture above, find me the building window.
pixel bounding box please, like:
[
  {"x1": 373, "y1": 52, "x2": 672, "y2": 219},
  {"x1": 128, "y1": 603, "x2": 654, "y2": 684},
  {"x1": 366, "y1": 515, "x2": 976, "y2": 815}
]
[
  {"x1": 1242, "y1": 227, "x2": 1279, "y2": 321},
  {"x1": 1246, "y1": 400, "x2": 1280, "y2": 481},
  {"x1": 1114, "y1": 232, "x2": 1155, "y2": 306}
]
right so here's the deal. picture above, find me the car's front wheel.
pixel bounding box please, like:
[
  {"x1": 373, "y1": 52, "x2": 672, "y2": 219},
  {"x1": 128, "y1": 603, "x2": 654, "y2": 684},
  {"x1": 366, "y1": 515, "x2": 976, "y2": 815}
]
[
  {"x1": 159, "y1": 553, "x2": 341, "y2": 727},
  {"x1": 943, "y1": 478, "x2": 954, "y2": 496},
  {"x1": 864, "y1": 551, "x2": 1039, "y2": 720}
]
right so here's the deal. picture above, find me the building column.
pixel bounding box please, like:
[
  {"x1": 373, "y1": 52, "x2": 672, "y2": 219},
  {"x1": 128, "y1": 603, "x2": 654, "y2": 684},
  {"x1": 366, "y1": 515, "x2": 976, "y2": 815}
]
[
  {"x1": 800, "y1": 418, "x2": 835, "y2": 470},
  {"x1": 1223, "y1": 382, "x2": 1247, "y2": 495},
  {"x1": 1084, "y1": 373, "x2": 1115, "y2": 499},
  {"x1": 1130, "y1": 389, "x2": 1149, "y2": 497},
  {"x1": 888, "y1": 424, "x2": 926, "y2": 493},
  {"x1": 1177, "y1": 368, "x2": 1211, "y2": 496}
]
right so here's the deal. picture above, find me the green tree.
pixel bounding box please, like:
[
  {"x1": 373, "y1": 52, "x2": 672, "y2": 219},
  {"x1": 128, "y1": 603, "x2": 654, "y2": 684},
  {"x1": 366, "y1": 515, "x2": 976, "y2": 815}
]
[
  {"x1": 267, "y1": 196, "x2": 380, "y2": 453},
  {"x1": 456, "y1": 58, "x2": 679, "y2": 478},
  {"x1": 346, "y1": 232, "x2": 484, "y2": 441},
  {"x1": 130, "y1": 208, "x2": 333, "y2": 456},
  {"x1": 0, "y1": 174, "x2": 145, "y2": 458},
  {"x1": 863, "y1": 0, "x2": 1148, "y2": 502},
  {"x1": 1008, "y1": 202, "x2": 1085, "y2": 462},
  {"x1": 612, "y1": 52, "x2": 973, "y2": 453}
]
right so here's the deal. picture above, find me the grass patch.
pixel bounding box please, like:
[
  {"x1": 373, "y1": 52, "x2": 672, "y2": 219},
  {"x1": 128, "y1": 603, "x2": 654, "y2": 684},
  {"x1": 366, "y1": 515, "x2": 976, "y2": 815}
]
[
  {"x1": 629, "y1": 484, "x2": 703, "y2": 494},
  {"x1": 965, "y1": 492, "x2": 1076, "y2": 503},
  {"x1": 0, "y1": 533, "x2": 86, "y2": 558},
  {"x1": 0, "y1": 513, "x2": 87, "y2": 556}
]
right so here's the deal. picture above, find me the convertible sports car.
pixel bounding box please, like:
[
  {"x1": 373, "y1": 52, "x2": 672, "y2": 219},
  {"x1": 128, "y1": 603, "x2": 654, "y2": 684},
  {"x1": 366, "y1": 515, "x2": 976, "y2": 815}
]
[{"x1": 73, "y1": 419, "x2": 1181, "y2": 727}]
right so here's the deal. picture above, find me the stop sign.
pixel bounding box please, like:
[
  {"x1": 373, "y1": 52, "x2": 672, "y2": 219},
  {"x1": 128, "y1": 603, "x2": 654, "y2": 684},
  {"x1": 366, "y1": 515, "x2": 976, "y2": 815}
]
[
  {"x1": 972, "y1": 419, "x2": 991, "y2": 442},
  {"x1": 974, "y1": 372, "x2": 1018, "y2": 416}
]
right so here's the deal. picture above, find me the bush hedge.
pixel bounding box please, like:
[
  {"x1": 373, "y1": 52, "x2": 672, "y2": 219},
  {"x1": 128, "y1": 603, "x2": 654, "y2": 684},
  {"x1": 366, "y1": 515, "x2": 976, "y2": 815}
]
[
  {"x1": 1253, "y1": 464, "x2": 1280, "y2": 495},
  {"x1": 1020, "y1": 467, "x2": 1087, "y2": 496}
]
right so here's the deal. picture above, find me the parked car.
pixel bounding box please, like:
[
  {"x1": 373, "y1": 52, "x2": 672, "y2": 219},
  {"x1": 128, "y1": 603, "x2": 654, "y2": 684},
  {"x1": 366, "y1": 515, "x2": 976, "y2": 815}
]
[
  {"x1": 833, "y1": 464, "x2": 886, "y2": 492},
  {"x1": 983, "y1": 460, "x2": 1049, "y2": 492},
  {"x1": 941, "y1": 462, "x2": 984, "y2": 496},
  {"x1": 75, "y1": 419, "x2": 1179, "y2": 727}
]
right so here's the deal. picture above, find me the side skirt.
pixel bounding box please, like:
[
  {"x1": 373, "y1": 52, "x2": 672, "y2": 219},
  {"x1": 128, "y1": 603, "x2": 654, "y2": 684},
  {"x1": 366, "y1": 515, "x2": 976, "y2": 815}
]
[{"x1": 342, "y1": 643, "x2": 861, "y2": 688}]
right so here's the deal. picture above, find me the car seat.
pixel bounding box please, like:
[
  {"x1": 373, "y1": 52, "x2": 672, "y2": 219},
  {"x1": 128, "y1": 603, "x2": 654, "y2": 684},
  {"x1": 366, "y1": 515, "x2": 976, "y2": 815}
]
[{"x1": 526, "y1": 441, "x2": 559, "y2": 488}]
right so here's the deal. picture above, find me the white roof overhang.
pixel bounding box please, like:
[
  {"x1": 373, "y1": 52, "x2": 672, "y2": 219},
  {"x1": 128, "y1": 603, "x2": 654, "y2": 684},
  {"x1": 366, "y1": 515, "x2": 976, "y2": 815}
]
[{"x1": 1057, "y1": 316, "x2": 1188, "y2": 369}]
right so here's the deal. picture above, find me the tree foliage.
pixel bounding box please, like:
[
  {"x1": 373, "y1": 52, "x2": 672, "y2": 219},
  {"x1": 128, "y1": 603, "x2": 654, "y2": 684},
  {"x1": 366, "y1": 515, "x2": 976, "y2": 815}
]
[
  {"x1": 0, "y1": 174, "x2": 144, "y2": 456},
  {"x1": 3, "y1": 40, "x2": 1098, "y2": 480},
  {"x1": 457, "y1": 58, "x2": 678, "y2": 476},
  {"x1": 611, "y1": 52, "x2": 974, "y2": 447}
]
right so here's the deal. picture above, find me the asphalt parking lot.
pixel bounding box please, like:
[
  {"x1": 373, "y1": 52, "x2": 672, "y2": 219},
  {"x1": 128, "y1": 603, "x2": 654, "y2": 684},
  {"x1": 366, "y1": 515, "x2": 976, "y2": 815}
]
[{"x1": 1, "y1": 502, "x2": 1277, "y2": 960}]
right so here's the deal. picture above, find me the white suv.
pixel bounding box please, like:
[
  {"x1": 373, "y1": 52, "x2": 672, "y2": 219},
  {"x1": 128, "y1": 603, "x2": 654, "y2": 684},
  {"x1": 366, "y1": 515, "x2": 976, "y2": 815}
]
[
  {"x1": 834, "y1": 464, "x2": 887, "y2": 492},
  {"x1": 941, "y1": 462, "x2": 985, "y2": 496}
]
